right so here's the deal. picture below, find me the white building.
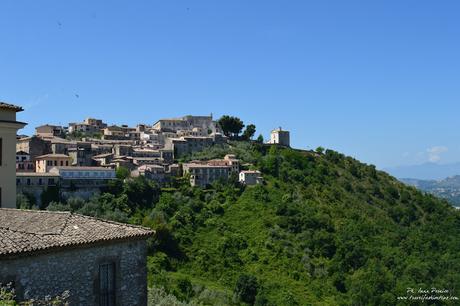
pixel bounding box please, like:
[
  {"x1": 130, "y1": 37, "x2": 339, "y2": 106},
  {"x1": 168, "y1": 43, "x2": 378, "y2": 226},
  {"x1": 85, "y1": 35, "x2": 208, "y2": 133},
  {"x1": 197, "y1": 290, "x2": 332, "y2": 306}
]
[
  {"x1": 0, "y1": 102, "x2": 26, "y2": 208},
  {"x1": 268, "y1": 127, "x2": 290, "y2": 147},
  {"x1": 239, "y1": 170, "x2": 263, "y2": 185}
]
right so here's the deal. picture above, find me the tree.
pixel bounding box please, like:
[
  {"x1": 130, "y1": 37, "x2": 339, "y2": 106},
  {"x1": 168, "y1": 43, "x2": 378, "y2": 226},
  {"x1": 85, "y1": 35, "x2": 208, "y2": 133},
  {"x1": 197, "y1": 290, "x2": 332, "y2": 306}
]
[
  {"x1": 316, "y1": 146, "x2": 325, "y2": 154},
  {"x1": 234, "y1": 274, "x2": 259, "y2": 305},
  {"x1": 218, "y1": 115, "x2": 245, "y2": 138},
  {"x1": 40, "y1": 186, "x2": 60, "y2": 209},
  {"x1": 256, "y1": 134, "x2": 264, "y2": 143},
  {"x1": 116, "y1": 166, "x2": 130, "y2": 180},
  {"x1": 242, "y1": 124, "x2": 256, "y2": 140}
]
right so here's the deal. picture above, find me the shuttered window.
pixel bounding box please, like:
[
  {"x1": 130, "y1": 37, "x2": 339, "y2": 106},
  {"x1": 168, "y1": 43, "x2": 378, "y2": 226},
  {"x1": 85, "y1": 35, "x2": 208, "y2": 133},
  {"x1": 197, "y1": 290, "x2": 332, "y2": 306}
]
[{"x1": 99, "y1": 263, "x2": 115, "y2": 306}]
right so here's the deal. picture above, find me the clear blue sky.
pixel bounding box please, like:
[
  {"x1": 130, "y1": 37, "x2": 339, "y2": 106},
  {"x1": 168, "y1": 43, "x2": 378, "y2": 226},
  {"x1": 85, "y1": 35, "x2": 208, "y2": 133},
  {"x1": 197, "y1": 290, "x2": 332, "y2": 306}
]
[{"x1": 1, "y1": 0, "x2": 459, "y2": 169}]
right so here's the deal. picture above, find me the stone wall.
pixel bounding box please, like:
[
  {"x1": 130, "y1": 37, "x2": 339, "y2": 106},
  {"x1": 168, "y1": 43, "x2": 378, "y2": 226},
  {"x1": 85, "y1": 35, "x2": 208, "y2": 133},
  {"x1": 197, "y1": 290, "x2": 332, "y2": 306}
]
[{"x1": 0, "y1": 239, "x2": 148, "y2": 306}]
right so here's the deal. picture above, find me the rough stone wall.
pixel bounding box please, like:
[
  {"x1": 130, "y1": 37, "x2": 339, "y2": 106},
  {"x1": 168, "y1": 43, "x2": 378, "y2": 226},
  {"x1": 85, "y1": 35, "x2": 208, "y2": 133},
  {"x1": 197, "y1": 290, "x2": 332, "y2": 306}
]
[{"x1": 0, "y1": 239, "x2": 148, "y2": 306}]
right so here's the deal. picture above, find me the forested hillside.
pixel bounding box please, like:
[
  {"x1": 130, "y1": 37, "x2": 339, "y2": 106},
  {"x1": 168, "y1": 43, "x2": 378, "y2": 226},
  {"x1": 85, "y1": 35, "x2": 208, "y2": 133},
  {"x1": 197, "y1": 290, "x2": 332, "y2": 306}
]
[{"x1": 34, "y1": 141, "x2": 460, "y2": 305}]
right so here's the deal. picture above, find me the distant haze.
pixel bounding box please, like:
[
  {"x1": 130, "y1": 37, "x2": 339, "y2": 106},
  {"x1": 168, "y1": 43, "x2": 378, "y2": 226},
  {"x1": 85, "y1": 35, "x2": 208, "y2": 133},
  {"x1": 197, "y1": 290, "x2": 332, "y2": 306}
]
[{"x1": 385, "y1": 162, "x2": 460, "y2": 181}]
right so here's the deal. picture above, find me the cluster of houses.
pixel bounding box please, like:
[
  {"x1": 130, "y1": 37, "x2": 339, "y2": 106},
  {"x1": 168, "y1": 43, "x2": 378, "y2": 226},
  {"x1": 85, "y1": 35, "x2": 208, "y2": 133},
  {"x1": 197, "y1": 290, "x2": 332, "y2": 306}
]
[
  {"x1": 0, "y1": 102, "x2": 152, "y2": 305},
  {"x1": 13, "y1": 112, "x2": 290, "y2": 202},
  {"x1": 0, "y1": 101, "x2": 290, "y2": 305}
]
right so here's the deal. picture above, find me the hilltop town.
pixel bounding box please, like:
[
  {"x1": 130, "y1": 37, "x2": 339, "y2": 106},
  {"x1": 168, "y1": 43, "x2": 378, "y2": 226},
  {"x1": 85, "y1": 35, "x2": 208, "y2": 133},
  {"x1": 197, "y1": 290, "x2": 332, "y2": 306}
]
[
  {"x1": 13, "y1": 112, "x2": 290, "y2": 207},
  {"x1": 2, "y1": 103, "x2": 460, "y2": 305}
]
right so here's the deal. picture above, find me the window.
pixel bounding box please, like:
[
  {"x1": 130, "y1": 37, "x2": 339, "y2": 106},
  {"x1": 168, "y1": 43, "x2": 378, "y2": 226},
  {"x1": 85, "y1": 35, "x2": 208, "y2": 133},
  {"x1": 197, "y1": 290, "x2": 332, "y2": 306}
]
[
  {"x1": 66, "y1": 161, "x2": 69, "y2": 166},
  {"x1": 99, "y1": 263, "x2": 115, "y2": 306},
  {"x1": 38, "y1": 178, "x2": 43, "y2": 185},
  {"x1": 54, "y1": 161, "x2": 57, "y2": 166},
  {"x1": 60, "y1": 161, "x2": 63, "y2": 166},
  {"x1": 27, "y1": 179, "x2": 31, "y2": 186}
]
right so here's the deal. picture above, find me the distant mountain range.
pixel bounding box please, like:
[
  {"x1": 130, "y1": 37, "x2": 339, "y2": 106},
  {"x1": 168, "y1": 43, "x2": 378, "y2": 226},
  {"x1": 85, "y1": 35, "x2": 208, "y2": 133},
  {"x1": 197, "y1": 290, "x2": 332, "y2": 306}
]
[
  {"x1": 400, "y1": 176, "x2": 460, "y2": 207},
  {"x1": 385, "y1": 162, "x2": 460, "y2": 181}
]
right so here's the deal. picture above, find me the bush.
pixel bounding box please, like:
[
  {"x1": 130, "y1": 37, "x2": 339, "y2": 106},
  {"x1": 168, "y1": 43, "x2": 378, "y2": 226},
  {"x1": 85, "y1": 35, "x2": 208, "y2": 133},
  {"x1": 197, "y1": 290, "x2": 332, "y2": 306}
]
[{"x1": 234, "y1": 274, "x2": 259, "y2": 305}]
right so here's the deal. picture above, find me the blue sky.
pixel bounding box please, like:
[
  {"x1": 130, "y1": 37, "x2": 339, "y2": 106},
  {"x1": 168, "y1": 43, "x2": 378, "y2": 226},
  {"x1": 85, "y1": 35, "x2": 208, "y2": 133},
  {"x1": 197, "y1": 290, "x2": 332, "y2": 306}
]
[{"x1": 1, "y1": 0, "x2": 459, "y2": 169}]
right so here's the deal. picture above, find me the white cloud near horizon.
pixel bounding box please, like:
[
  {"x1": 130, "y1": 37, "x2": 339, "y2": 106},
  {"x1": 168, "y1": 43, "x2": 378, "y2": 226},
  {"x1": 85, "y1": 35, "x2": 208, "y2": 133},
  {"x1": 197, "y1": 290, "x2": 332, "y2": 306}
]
[{"x1": 426, "y1": 146, "x2": 448, "y2": 163}]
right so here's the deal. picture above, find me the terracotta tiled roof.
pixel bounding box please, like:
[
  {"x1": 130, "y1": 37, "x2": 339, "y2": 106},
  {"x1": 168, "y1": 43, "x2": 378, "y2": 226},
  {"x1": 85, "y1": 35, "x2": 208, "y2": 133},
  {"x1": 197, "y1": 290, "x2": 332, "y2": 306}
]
[
  {"x1": 0, "y1": 102, "x2": 23, "y2": 112},
  {"x1": 0, "y1": 209, "x2": 153, "y2": 257}
]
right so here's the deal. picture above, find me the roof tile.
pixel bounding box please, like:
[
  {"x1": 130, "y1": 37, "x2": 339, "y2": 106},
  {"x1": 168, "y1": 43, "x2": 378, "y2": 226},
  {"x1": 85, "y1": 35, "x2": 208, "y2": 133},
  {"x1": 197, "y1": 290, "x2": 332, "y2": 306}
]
[{"x1": 0, "y1": 209, "x2": 153, "y2": 257}]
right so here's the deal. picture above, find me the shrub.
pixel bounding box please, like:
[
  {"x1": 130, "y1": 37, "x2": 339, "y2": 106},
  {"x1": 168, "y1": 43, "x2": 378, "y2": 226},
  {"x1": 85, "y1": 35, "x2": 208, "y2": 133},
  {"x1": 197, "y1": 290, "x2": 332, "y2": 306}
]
[{"x1": 234, "y1": 274, "x2": 259, "y2": 305}]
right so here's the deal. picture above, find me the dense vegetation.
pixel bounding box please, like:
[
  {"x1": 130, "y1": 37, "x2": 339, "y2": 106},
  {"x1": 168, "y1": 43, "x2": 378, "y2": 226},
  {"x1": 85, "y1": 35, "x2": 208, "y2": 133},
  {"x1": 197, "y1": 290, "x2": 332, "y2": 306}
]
[{"x1": 18, "y1": 141, "x2": 460, "y2": 305}]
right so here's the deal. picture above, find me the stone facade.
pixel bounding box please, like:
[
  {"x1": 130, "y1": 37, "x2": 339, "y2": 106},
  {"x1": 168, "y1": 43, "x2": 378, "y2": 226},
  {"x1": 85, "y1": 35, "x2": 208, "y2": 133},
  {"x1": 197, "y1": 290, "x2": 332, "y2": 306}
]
[
  {"x1": 183, "y1": 163, "x2": 230, "y2": 187},
  {"x1": 16, "y1": 136, "x2": 51, "y2": 161},
  {"x1": 239, "y1": 170, "x2": 263, "y2": 185},
  {"x1": 0, "y1": 239, "x2": 148, "y2": 306}
]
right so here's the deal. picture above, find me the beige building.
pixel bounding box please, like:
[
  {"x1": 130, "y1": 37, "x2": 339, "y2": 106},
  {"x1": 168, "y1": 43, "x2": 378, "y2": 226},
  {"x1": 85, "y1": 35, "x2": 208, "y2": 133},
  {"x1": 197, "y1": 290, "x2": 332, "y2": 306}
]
[
  {"x1": 84, "y1": 117, "x2": 107, "y2": 129},
  {"x1": 35, "y1": 153, "x2": 72, "y2": 172},
  {"x1": 0, "y1": 102, "x2": 26, "y2": 208},
  {"x1": 35, "y1": 124, "x2": 64, "y2": 138},
  {"x1": 268, "y1": 127, "x2": 290, "y2": 147}
]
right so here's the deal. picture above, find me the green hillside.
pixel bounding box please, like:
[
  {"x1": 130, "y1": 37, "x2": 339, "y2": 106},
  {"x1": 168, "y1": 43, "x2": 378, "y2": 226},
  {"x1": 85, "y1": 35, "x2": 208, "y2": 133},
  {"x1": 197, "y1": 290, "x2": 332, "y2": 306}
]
[{"x1": 42, "y1": 141, "x2": 460, "y2": 305}]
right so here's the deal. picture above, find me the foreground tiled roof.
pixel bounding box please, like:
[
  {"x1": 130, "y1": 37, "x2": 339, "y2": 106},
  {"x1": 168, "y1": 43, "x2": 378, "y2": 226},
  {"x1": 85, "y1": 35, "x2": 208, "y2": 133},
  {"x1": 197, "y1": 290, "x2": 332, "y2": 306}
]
[
  {"x1": 0, "y1": 209, "x2": 153, "y2": 257},
  {"x1": 0, "y1": 102, "x2": 23, "y2": 112}
]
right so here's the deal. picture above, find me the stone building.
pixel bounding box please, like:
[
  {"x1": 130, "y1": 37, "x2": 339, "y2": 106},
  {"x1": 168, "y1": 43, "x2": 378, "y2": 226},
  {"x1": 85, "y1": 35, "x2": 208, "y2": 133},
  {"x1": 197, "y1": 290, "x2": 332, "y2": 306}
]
[
  {"x1": 16, "y1": 151, "x2": 35, "y2": 172},
  {"x1": 49, "y1": 166, "x2": 116, "y2": 188},
  {"x1": 132, "y1": 164, "x2": 165, "y2": 183},
  {"x1": 16, "y1": 172, "x2": 60, "y2": 202},
  {"x1": 0, "y1": 208, "x2": 153, "y2": 305},
  {"x1": 68, "y1": 122, "x2": 97, "y2": 134},
  {"x1": 69, "y1": 118, "x2": 107, "y2": 134},
  {"x1": 68, "y1": 142, "x2": 93, "y2": 166},
  {"x1": 84, "y1": 118, "x2": 107, "y2": 130},
  {"x1": 206, "y1": 154, "x2": 240, "y2": 173},
  {"x1": 16, "y1": 136, "x2": 51, "y2": 160},
  {"x1": 152, "y1": 115, "x2": 221, "y2": 134},
  {"x1": 182, "y1": 163, "x2": 231, "y2": 187},
  {"x1": 239, "y1": 170, "x2": 263, "y2": 185},
  {"x1": 165, "y1": 136, "x2": 214, "y2": 158},
  {"x1": 0, "y1": 102, "x2": 26, "y2": 208},
  {"x1": 268, "y1": 127, "x2": 290, "y2": 147},
  {"x1": 102, "y1": 126, "x2": 128, "y2": 140},
  {"x1": 35, "y1": 124, "x2": 65, "y2": 138}
]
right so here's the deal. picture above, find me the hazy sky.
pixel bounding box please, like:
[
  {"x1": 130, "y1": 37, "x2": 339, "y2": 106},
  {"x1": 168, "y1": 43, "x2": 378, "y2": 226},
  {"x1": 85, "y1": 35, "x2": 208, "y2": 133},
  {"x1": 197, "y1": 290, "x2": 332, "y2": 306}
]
[{"x1": 1, "y1": 1, "x2": 459, "y2": 169}]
